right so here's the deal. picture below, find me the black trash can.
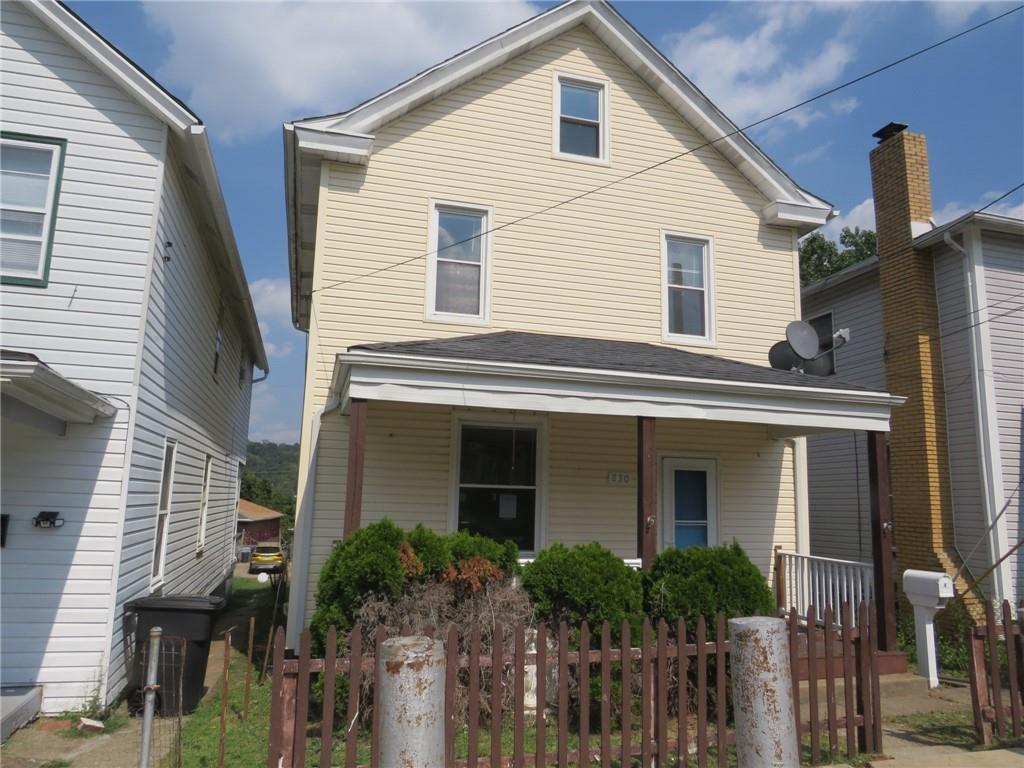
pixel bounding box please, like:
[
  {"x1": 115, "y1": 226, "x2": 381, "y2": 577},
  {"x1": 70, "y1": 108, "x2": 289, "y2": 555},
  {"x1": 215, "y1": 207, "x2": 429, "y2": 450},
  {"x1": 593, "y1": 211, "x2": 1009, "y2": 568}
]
[{"x1": 127, "y1": 594, "x2": 225, "y2": 714}]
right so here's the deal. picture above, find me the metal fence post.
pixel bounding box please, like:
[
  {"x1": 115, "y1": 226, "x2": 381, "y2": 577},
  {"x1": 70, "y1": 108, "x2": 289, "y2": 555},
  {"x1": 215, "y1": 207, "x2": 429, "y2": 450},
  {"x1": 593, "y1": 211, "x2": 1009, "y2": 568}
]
[
  {"x1": 139, "y1": 626, "x2": 162, "y2": 768},
  {"x1": 377, "y1": 636, "x2": 445, "y2": 768},
  {"x1": 729, "y1": 617, "x2": 799, "y2": 768}
]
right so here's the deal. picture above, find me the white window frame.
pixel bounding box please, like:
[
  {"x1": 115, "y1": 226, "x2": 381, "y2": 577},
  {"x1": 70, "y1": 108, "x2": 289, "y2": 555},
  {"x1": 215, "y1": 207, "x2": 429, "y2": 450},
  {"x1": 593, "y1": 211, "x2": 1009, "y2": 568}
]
[
  {"x1": 151, "y1": 438, "x2": 177, "y2": 589},
  {"x1": 448, "y1": 411, "x2": 548, "y2": 555},
  {"x1": 196, "y1": 454, "x2": 213, "y2": 553},
  {"x1": 807, "y1": 310, "x2": 837, "y2": 374},
  {"x1": 659, "y1": 456, "x2": 719, "y2": 552},
  {"x1": 661, "y1": 230, "x2": 716, "y2": 347},
  {"x1": 0, "y1": 134, "x2": 64, "y2": 285},
  {"x1": 552, "y1": 71, "x2": 610, "y2": 165},
  {"x1": 425, "y1": 199, "x2": 493, "y2": 324}
]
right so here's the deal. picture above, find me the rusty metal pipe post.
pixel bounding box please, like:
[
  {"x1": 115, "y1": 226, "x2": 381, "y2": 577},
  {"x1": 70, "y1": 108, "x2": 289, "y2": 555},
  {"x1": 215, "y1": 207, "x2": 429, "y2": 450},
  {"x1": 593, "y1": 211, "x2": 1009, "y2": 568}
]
[
  {"x1": 377, "y1": 636, "x2": 446, "y2": 768},
  {"x1": 138, "y1": 626, "x2": 162, "y2": 768},
  {"x1": 729, "y1": 617, "x2": 799, "y2": 768}
]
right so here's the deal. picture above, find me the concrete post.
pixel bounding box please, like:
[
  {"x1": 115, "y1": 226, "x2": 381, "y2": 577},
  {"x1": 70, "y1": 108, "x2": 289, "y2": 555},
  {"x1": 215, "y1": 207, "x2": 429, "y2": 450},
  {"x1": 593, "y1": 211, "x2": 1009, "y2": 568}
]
[
  {"x1": 377, "y1": 636, "x2": 446, "y2": 768},
  {"x1": 729, "y1": 617, "x2": 799, "y2": 768}
]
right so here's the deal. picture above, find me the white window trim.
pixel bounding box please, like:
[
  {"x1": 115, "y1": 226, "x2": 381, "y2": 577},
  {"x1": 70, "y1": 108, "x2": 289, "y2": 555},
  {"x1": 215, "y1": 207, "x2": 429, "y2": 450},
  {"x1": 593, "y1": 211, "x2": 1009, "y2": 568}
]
[
  {"x1": 151, "y1": 438, "x2": 177, "y2": 590},
  {"x1": 447, "y1": 410, "x2": 548, "y2": 556},
  {"x1": 196, "y1": 454, "x2": 213, "y2": 553},
  {"x1": 807, "y1": 309, "x2": 837, "y2": 374},
  {"x1": 659, "y1": 456, "x2": 719, "y2": 552},
  {"x1": 424, "y1": 198, "x2": 493, "y2": 325},
  {"x1": 551, "y1": 71, "x2": 610, "y2": 166},
  {"x1": 661, "y1": 229, "x2": 716, "y2": 347},
  {"x1": 0, "y1": 136, "x2": 62, "y2": 283}
]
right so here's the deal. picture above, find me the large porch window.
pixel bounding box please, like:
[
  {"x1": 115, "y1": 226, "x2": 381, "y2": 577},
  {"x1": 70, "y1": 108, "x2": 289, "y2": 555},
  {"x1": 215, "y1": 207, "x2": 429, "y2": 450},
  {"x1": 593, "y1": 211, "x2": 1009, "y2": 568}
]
[{"x1": 456, "y1": 423, "x2": 538, "y2": 552}]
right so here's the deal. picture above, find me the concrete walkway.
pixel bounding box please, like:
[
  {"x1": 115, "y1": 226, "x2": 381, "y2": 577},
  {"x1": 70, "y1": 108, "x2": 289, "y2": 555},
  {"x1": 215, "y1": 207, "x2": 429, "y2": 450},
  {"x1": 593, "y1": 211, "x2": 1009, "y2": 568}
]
[{"x1": 872, "y1": 725, "x2": 1024, "y2": 767}]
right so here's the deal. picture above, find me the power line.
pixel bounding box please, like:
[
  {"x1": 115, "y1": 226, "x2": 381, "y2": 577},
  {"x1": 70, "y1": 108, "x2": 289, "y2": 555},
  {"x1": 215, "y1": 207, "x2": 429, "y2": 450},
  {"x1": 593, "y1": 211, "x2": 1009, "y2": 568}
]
[
  {"x1": 975, "y1": 182, "x2": 1024, "y2": 214},
  {"x1": 309, "y1": 3, "x2": 1024, "y2": 298}
]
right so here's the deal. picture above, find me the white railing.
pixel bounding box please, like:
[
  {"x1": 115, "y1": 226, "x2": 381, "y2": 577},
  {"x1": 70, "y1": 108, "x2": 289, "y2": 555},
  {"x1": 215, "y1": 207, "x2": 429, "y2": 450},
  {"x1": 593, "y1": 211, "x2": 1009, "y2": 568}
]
[
  {"x1": 518, "y1": 556, "x2": 643, "y2": 570},
  {"x1": 775, "y1": 549, "x2": 874, "y2": 627}
]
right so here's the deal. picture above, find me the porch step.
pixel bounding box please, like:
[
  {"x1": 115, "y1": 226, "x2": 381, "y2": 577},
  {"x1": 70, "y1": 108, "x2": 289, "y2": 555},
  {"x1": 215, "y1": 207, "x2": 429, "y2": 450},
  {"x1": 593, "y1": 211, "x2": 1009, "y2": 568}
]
[{"x1": 1, "y1": 685, "x2": 42, "y2": 743}]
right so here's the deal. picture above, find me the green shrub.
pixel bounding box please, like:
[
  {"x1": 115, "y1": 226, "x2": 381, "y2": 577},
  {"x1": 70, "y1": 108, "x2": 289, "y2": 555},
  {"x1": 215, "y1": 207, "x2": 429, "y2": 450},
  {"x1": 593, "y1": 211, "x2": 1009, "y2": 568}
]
[
  {"x1": 447, "y1": 530, "x2": 520, "y2": 574},
  {"x1": 310, "y1": 519, "x2": 406, "y2": 647},
  {"x1": 406, "y1": 524, "x2": 451, "y2": 578},
  {"x1": 522, "y1": 542, "x2": 643, "y2": 636},
  {"x1": 642, "y1": 543, "x2": 773, "y2": 638}
]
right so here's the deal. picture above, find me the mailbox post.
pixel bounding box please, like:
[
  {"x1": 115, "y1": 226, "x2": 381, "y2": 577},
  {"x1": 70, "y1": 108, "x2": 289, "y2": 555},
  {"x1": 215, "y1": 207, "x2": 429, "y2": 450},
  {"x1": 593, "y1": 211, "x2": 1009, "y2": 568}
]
[{"x1": 902, "y1": 569, "x2": 954, "y2": 687}]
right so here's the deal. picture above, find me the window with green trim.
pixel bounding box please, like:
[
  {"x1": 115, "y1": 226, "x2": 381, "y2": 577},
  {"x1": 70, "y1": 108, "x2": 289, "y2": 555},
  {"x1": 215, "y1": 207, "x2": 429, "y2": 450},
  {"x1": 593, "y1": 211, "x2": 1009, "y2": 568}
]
[{"x1": 1, "y1": 133, "x2": 66, "y2": 286}]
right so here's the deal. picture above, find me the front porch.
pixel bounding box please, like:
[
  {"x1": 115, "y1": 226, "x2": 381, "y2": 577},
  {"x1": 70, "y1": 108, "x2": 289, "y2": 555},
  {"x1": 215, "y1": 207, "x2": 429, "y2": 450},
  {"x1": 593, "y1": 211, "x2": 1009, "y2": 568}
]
[{"x1": 289, "y1": 331, "x2": 903, "y2": 653}]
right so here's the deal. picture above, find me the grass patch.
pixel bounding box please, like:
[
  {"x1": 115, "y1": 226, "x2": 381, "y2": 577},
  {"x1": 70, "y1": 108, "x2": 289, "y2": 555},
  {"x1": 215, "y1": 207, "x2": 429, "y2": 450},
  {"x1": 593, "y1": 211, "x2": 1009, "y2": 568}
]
[
  {"x1": 41, "y1": 760, "x2": 72, "y2": 768},
  {"x1": 58, "y1": 701, "x2": 130, "y2": 739},
  {"x1": 889, "y1": 708, "x2": 1024, "y2": 752}
]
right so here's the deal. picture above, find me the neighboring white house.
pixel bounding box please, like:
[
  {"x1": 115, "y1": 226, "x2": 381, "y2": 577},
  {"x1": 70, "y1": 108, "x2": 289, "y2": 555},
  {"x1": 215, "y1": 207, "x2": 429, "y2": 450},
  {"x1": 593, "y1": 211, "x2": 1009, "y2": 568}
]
[
  {"x1": 803, "y1": 126, "x2": 1023, "y2": 609},
  {"x1": 0, "y1": 0, "x2": 267, "y2": 714}
]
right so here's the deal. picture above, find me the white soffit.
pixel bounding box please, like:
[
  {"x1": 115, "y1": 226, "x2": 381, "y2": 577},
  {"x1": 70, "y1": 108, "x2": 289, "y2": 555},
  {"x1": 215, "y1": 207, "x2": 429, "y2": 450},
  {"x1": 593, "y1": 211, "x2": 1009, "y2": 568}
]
[{"x1": 0, "y1": 354, "x2": 117, "y2": 426}]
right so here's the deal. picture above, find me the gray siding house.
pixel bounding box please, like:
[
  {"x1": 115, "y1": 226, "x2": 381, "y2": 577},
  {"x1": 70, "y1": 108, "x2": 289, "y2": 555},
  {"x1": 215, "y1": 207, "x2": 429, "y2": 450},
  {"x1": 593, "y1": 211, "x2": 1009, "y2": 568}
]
[{"x1": 0, "y1": 0, "x2": 267, "y2": 714}]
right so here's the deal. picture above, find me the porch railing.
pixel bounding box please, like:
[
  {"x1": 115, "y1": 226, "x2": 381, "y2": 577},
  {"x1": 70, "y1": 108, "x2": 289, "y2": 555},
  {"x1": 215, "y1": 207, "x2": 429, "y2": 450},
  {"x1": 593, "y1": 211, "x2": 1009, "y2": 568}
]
[
  {"x1": 775, "y1": 549, "x2": 874, "y2": 628},
  {"x1": 518, "y1": 556, "x2": 643, "y2": 570}
]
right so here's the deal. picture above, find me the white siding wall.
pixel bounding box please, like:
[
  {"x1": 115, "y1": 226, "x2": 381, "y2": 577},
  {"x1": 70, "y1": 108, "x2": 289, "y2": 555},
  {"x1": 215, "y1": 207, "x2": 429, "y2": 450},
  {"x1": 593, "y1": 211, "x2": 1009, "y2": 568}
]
[
  {"x1": 0, "y1": 4, "x2": 163, "y2": 712},
  {"x1": 302, "y1": 402, "x2": 793, "y2": 621},
  {"x1": 981, "y1": 231, "x2": 1023, "y2": 603},
  {"x1": 934, "y1": 243, "x2": 990, "y2": 586},
  {"x1": 803, "y1": 269, "x2": 885, "y2": 563},
  {"x1": 106, "y1": 141, "x2": 253, "y2": 700}
]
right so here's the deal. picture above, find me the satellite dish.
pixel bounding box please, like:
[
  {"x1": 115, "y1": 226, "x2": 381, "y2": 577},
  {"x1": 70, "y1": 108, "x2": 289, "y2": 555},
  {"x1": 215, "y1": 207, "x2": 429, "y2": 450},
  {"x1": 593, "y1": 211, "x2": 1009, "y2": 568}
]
[
  {"x1": 801, "y1": 354, "x2": 834, "y2": 377},
  {"x1": 785, "y1": 320, "x2": 821, "y2": 360},
  {"x1": 769, "y1": 340, "x2": 803, "y2": 371}
]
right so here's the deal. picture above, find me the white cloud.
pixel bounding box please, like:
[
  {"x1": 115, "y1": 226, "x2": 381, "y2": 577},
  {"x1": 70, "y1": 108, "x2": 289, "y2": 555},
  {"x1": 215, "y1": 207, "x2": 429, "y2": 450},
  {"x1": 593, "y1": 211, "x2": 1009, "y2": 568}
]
[
  {"x1": 929, "y1": 1, "x2": 1014, "y2": 29},
  {"x1": 144, "y1": 0, "x2": 538, "y2": 142},
  {"x1": 820, "y1": 197, "x2": 876, "y2": 241},
  {"x1": 831, "y1": 96, "x2": 859, "y2": 115},
  {"x1": 249, "y1": 385, "x2": 300, "y2": 442},
  {"x1": 664, "y1": 4, "x2": 858, "y2": 132},
  {"x1": 934, "y1": 195, "x2": 1024, "y2": 224},
  {"x1": 792, "y1": 142, "x2": 831, "y2": 165},
  {"x1": 250, "y1": 278, "x2": 296, "y2": 359}
]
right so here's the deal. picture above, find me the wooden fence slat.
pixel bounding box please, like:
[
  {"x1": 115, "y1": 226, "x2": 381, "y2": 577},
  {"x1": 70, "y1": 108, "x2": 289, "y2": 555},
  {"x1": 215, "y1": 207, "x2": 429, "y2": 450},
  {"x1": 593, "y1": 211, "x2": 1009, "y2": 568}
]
[
  {"x1": 856, "y1": 602, "x2": 873, "y2": 754},
  {"x1": 621, "y1": 621, "x2": 632, "y2": 768},
  {"x1": 492, "y1": 623, "x2": 504, "y2": 768},
  {"x1": 641, "y1": 619, "x2": 653, "y2": 768},
  {"x1": 346, "y1": 630, "x2": 363, "y2": 768},
  {"x1": 371, "y1": 625, "x2": 385, "y2": 768},
  {"x1": 869, "y1": 601, "x2": 883, "y2": 752},
  {"x1": 715, "y1": 614, "x2": 727, "y2": 767},
  {"x1": 579, "y1": 622, "x2": 590, "y2": 768},
  {"x1": 469, "y1": 625, "x2": 481, "y2": 768},
  {"x1": 696, "y1": 616, "x2": 707, "y2": 768},
  {"x1": 656, "y1": 620, "x2": 668, "y2": 768},
  {"x1": 319, "y1": 627, "x2": 337, "y2": 768},
  {"x1": 513, "y1": 624, "x2": 525, "y2": 768},
  {"x1": 841, "y1": 604, "x2": 857, "y2": 759},
  {"x1": 1004, "y1": 601, "x2": 1022, "y2": 739},
  {"x1": 968, "y1": 624, "x2": 993, "y2": 746},
  {"x1": 600, "y1": 622, "x2": 611, "y2": 768},
  {"x1": 677, "y1": 619, "x2": 689, "y2": 768},
  {"x1": 536, "y1": 624, "x2": 548, "y2": 768},
  {"x1": 987, "y1": 601, "x2": 1006, "y2": 738},
  {"x1": 823, "y1": 605, "x2": 838, "y2": 757},
  {"x1": 558, "y1": 622, "x2": 569, "y2": 768},
  {"x1": 806, "y1": 606, "x2": 820, "y2": 765},
  {"x1": 293, "y1": 630, "x2": 312, "y2": 768},
  {"x1": 244, "y1": 616, "x2": 255, "y2": 721},
  {"x1": 788, "y1": 608, "x2": 801, "y2": 747},
  {"x1": 446, "y1": 626, "x2": 458, "y2": 768},
  {"x1": 268, "y1": 627, "x2": 285, "y2": 768}
]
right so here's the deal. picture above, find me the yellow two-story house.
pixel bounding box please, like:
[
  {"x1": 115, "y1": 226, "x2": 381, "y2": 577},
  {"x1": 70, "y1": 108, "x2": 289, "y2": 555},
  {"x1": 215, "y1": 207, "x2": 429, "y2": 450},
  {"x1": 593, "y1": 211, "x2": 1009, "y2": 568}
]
[{"x1": 282, "y1": 0, "x2": 902, "y2": 648}]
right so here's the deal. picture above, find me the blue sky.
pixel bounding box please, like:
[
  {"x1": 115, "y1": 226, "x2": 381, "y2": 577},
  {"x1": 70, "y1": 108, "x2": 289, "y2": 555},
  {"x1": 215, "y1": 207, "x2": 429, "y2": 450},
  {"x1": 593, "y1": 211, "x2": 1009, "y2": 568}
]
[{"x1": 67, "y1": 1, "x2": 1024, "y2": 443}]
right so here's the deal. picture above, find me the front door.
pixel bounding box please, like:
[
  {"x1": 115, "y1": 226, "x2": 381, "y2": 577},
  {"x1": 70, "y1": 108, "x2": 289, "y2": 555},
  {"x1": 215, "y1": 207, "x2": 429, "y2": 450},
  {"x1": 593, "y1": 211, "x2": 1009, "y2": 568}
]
[{"x1": 661, "y1": 458, "x2": 718, "y2": 551}]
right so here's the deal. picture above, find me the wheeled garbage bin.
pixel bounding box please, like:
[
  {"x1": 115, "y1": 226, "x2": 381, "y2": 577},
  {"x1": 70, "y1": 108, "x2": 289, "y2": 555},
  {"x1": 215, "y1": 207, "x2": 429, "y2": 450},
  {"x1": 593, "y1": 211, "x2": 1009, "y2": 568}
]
[{"x1": 126, "y1": 594, "x2": 225, "y2": 714}]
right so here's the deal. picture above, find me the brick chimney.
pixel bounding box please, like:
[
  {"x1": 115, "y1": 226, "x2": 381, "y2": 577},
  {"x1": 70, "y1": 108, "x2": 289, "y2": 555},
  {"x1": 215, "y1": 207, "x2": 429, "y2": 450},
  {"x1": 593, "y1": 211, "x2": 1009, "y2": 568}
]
[{"x1": 868, "y1": 124, "x2": 976, "y2": 611}]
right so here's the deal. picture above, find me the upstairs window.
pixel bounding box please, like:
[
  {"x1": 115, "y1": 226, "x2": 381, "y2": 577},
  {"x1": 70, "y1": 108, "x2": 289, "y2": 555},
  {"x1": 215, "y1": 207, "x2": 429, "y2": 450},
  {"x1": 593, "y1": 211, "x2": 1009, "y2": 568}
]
[
  {"x1": 151, "y1": 439, "x2": 177, "y2": 585},
  {"x1": 554, "y1": 75, "x2": 608, "y2": 162},
  {"x1": 663, "y1": 232, "x2": 714, "y2": 344},
  {"x1": 808, "y1": 312, "x2": 837, "y2": 374},
  {"x1": 196, "y1": 454, "x2": 213, "y2": 552},
  {"x1": 0, "y1": 134, "x2": 65, "y2": 286},
  {"x1": 427, "y1": 201, "x2": 491, "y2": 322}
]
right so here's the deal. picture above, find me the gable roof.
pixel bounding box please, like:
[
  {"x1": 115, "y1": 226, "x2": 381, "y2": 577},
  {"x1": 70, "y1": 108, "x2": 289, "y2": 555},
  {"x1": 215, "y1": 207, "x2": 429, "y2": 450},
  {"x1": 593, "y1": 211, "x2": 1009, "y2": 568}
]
[
  {"x1": 284, "y1": 0, "x2": 835, "y2": 329},
  {"x1": 351, "y1": 330, "x2": 878, "y2": 394},
  {"x1": 20, "y1": 0, "x2": 268, "y2": 372},
  {"x1": 238, "y1": 499, "x2": 284, "y2": 522}
]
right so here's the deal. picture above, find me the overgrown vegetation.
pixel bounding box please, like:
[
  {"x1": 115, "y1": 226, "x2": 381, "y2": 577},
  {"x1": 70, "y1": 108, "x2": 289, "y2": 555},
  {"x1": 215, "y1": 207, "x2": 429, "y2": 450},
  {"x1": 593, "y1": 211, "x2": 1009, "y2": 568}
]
[
  {"x1": 799, "y1": 226, "x2": 876, "y2": 286},
  {"x1": 241, "y1": 440, "x2": 299, "y2": 544},
  {"x1": 896, "y1": 597, "x2": 976, "y2": 677}
]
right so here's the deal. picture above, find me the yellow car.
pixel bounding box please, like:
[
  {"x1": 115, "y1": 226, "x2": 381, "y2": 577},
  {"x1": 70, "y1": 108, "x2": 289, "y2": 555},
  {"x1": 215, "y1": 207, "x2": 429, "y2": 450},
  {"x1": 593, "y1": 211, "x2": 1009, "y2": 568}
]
[{"x1": 248, "y1": 544, "x2": 285, "y2": 575}]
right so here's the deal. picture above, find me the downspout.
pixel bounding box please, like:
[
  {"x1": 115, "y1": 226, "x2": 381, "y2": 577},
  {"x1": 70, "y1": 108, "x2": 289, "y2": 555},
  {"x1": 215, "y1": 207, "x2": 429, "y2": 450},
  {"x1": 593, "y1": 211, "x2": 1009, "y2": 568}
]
[{"x1": 285, "y1": 397, "x2": 341, "y2": 649}]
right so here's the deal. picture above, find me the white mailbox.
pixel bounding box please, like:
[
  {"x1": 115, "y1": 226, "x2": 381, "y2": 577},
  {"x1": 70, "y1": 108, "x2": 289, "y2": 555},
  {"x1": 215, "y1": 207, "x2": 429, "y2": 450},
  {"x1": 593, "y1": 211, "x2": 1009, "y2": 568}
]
[{"x1": 903, "y1": 569, "x2": 956, "y2": 688}]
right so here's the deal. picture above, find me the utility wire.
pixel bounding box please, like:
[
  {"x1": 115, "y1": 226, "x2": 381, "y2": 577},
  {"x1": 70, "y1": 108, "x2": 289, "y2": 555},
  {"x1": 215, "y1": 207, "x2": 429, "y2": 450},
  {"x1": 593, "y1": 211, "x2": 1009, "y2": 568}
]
[
  {"x1": 975, "y1": 182, "x2": 1024, "y2": 214},
  {"x1": 308, "y1": 4, "x2": 1024, "y2": 298}
]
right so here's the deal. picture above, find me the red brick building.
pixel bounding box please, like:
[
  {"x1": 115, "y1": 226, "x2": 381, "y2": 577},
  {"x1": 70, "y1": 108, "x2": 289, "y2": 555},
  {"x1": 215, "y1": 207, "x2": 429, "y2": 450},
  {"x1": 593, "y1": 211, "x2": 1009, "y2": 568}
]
[{"x1": 237, "y1": 499, "x2": 283, "y2": 545}]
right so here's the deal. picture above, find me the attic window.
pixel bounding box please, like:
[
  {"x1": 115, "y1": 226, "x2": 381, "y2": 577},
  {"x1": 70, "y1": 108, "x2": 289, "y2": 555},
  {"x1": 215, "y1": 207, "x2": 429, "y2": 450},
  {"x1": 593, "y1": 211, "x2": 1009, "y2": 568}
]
[{"x1": 554, "y1": 74, "x2": 608, "y2": 163}]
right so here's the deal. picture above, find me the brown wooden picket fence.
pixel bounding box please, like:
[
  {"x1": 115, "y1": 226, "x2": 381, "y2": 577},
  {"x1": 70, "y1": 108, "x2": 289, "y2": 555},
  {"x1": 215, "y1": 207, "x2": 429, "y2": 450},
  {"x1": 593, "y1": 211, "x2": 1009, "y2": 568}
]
[
  {"x1": 267, "y1": 602, "x2": 882, "y2": 767},
  {"x1": 968, "y1": 599, "x2": 1024, "y2": 745}
]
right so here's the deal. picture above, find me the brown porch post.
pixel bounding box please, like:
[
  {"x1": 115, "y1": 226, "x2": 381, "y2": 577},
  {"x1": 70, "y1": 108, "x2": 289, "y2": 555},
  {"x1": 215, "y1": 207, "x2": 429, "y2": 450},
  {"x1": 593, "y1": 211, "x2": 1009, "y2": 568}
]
[
  {"x1": 343, "y1": 398, "x2": 368, "y2": 539},
  {"x1": 637, "y1": 416, "x2": 657, "y2": 569},
  {"x1": 867, "y1": 430, "x2": 897, "y2": 651}
]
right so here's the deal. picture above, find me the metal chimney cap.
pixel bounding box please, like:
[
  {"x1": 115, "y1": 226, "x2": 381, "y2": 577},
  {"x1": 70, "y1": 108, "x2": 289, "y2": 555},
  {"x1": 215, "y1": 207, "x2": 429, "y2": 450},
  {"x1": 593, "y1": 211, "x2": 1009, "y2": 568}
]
[{"x1": 872, "y1": 122, "x2": 909, "y2": 144}]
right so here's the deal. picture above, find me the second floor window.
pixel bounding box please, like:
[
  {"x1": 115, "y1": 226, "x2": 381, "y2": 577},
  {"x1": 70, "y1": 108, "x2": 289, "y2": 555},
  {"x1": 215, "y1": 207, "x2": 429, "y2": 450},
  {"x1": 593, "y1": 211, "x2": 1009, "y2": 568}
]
[
  {"x1": 664, "y1": 232, "x2": 714, "y2": 343},
  {"x1": 0, "y1": 133, "x2": 65, "y2": 286},
  {"x1": 555, "y1": 75, "x2": 607, "y2": 162},
  {"x1": 427, "y1": 202, "x2": 490, "y2": 321}
]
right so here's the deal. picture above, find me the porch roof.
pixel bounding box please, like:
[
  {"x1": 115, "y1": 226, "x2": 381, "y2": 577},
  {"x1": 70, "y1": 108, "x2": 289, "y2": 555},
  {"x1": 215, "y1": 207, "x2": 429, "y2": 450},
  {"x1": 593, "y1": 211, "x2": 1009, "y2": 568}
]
[
  {"x1": 0, "y1": 349, "x2": 116, "y2": 432},
  {"x1": 332, "y1": 331, "x2": 903, "y2": 436}
]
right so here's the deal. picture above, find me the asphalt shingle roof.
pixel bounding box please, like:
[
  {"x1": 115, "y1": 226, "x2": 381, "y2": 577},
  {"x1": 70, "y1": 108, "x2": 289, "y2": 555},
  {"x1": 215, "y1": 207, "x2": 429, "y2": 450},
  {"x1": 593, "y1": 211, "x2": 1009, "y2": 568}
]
[{"x1": 350, "y1": 331, "x2": 879, "y2": 393}]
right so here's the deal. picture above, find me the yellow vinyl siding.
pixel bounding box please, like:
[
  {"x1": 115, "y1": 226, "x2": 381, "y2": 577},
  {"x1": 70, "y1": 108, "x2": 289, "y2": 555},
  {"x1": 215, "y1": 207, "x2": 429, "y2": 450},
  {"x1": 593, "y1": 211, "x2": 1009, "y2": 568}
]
[{"x1": 302, "y1": 402, "x2": 795, "y2": 620}]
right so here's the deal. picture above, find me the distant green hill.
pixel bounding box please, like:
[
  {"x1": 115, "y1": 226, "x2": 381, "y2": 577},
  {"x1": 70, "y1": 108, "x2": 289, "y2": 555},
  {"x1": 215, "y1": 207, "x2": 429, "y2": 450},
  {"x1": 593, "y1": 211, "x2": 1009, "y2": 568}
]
[{"x1": 242, "y1": 441, "x2": 299, "y2": 542}]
